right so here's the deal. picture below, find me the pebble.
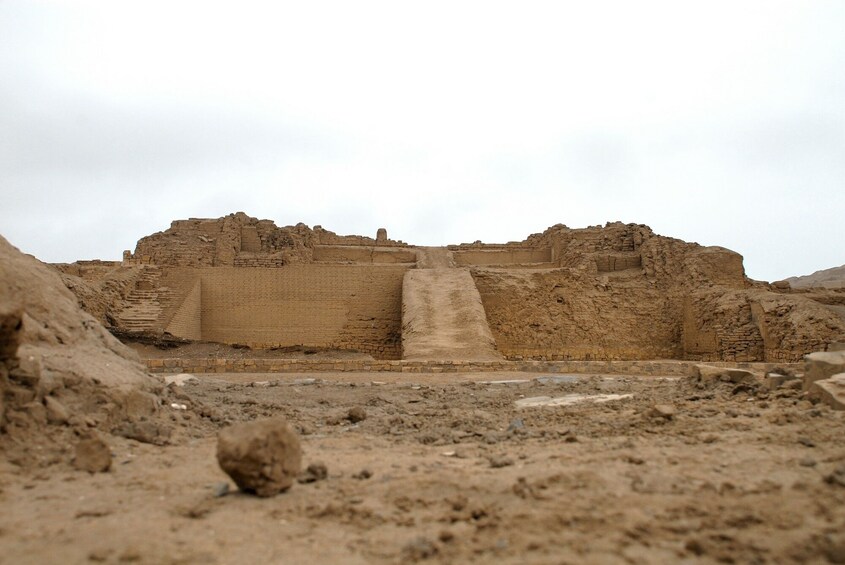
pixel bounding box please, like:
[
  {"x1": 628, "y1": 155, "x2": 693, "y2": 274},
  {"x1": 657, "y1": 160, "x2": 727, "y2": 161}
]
[
  {"x1": 353, "y1": 469, "x2": 373, "y2": 480},
  {"x1": 648, "y1": 404, "x2": 676, "y2": 420},
  {"x1": 212, "y1": 482, "x2": 230, "y2": 497},
  {"x1": 488, "y1": 455, "x2": 514, "y2": 468},
  {"x1": 298, "y1": 462, "x2": 329, "y2": 484},
  {"x1": 401, "y1": 537, "x2": 439, "y2": 561},
  {"x1": 507, "y1": 418, "x2": 525, "y2": 433},
  {"x1": 797, "y1": 437, "x2": 816, "y2": 448},
  {"x1": 73, "y1": 436, "x2": 112, "y2": 473},
  {"x1": 346, "y1": 407, "x2": 367, "y2": 423}
]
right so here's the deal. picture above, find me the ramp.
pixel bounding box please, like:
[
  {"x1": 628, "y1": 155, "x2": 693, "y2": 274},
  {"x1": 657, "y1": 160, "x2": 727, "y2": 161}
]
[{"x1": 402, "y1": 248, "x2": 501, "y2": 360}]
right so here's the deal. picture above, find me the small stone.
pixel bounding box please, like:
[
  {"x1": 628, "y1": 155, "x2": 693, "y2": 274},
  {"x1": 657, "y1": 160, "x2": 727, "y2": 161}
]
[
  {"x1": 797, "y1": 437, "x2": 816, "y2": 448},
  {"x1": 825, "y1": 464, "x2": 845, "y2": 488},
  {"x1": 799, "y1": 457, "x2": 817, "y2": 467},
  {"x1": 647, "y1": 404, "x2": 675, "y2": 420},
  {"x1": 353, "y1": 468, "x2": 372, "y2": 480},
  {"x1": 347, "y1": 407, "x2": 367, "y2": 423},
  {"x1": 44, "y1": 396, "x2": 70, "y2": 425},
  {"x1": 401, "y1": 537, "x2": 439, "y2": 561},
  {"x1": 488, "y1": 455, "x2": 514, "y2": 468},
  {"x1": 114, "y1": 420, "x2": 172, "y2": 445},
  {"x1": 164, "y1": 373, "x2": 199, "y2": 387},
  {"x1": 507, "y1": 418, "x2": 525, "y2": 433},
  {"x1": 298, "y1": 462, "x2": 328, "y2": 484},
  {"x1": 216, "y1": 417, "x2": 302, "y2": 497},
  {"x1": 74, "y1": 436, "x2": 112, "y2": 473},
  {"x1": 212, "y1": 482, "x2": 230, "y2": 497}
]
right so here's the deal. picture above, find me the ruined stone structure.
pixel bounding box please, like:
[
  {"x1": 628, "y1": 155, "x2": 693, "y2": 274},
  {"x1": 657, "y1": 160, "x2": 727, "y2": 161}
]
[{"x1": 57, "y1": 213, "x2": 845, "y2": 362}]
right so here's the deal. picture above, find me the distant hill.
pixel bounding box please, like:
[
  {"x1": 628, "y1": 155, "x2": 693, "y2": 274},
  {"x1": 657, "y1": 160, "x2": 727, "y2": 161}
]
[{"x1": 785, "y1": 265, "x2": 845, "y2": 288}]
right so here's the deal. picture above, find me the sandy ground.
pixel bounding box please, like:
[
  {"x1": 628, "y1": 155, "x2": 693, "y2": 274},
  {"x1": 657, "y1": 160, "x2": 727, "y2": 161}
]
[{"x1": 2, "y1": 371, "x2": 845, "y2": 564}]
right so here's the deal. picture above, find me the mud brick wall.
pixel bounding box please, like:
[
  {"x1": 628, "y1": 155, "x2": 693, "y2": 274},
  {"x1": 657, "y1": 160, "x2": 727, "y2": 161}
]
[
  {"x1": 595, "y1": 253, "x2": 642, "y2": 272},
  {"x1": 197, "y1": 265, "x2": 407, "y2": 359},
  {"x1": 165, "y1": 280, "x2": 202, "y2": 340},
  {"x1": 312, "y1": 246, "x2": 418, "y2": 264},
  {"x1": 453, "y1": 248, "x2": 552, "y2": 266}
]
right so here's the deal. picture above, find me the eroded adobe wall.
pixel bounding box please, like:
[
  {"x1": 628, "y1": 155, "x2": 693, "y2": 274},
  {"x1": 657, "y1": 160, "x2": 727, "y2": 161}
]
[
  {"x1": 682, "y1": 289, "x2": 845, "y2": 362},
  {"x1": 131, "y1": 213, "x2": 317, "y2": 267},
  {"x1": 131, "y1": 213, "x2": 409, "y2": 267},
  {"x1": 471, "y1": 222, "x2": 843, "y2": 362},
  {"x1": 473, "y1": 269, "x2": 684, "y2": 360},
  {"x1": 175, "y1": 265, "x2": 408, "y2": 359}
]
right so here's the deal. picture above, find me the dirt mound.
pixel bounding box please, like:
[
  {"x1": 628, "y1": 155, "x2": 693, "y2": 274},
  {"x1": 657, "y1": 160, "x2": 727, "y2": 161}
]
[{"x1": 0, "y1": 235, "x2": 184, "y2": 468}]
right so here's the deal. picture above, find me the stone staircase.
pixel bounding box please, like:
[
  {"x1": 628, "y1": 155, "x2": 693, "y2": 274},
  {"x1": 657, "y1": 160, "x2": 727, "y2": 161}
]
[{"x1": 116, "y1": 267, "x2": 174, "y2": 333}]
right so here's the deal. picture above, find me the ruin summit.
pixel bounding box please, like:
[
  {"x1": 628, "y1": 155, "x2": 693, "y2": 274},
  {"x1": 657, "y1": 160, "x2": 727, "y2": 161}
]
[{"x1": 57, "y1": 212, "x2": 845, "y2": 364}]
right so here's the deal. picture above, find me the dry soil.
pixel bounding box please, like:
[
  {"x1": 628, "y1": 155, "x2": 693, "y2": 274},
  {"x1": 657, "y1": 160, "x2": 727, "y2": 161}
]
[{"x1": 2, "y1": 370, "x2": 844, "y2": 564}]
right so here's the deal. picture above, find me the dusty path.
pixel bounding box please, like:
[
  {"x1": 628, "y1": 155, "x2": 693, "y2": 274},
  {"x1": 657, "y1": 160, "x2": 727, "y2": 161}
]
[{"x1": 402, "y1": 248, "x2": 501, "y2": 361}]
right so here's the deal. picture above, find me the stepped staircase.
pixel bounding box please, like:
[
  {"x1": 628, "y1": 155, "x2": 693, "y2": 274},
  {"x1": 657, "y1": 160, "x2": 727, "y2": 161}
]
[{"x1": 116, "y1": 266, "x2": 174, "y2": 333}]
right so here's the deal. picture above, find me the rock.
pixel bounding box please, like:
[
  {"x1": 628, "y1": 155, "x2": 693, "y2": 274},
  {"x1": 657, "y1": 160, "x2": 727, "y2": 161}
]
[
  {"x1": 488, "y1": 455, "x2": 514, "y2": 468},
  {"x1": 515, "y1": 394, "x2": 633, "y2": 408},
  {"x1": 164, "y1": 373, "x2": 199, "y2": 387},
  {"x1": 114, "y1": 420, "x2": 172, "y2": 445},
  {"x1": 120, "y1": 389, "x2": 160, "y2": 420},
  {"x1": 507, "y1": 418, "x2": 525, "y2": 433},
  {"x1": 73, "y1": 436, "x2": 112, "y2": 473},
  {"x1": 44, "y1": 396, "x2": 70, "y2": 425},
  {"x1": 216, "y1": 417, "x2": 302, "y2": 497},
  {"x1": 401, "y1": 537, "x2": 439, "y2": 561},
  {"x1": 346, "y1": 406, "x2": 367, "y2": 423},
  {"x1": 352, "y1": 468, "x2": 372, "y2": 480},
  {"x1": 766, "y1": 372, "x2": 798, "y2": 390},
  {"x1": 647, "y1": 404, "x2": 676, "y2": 420},
  {"x1": 692, "y1": 365, "x2": 757, "y2": 386},
  {"x1": 803, "y1": 351, "x2": 845, "y2": 391},
  {"x1": 809, "y1": 373, "x2": 845, "y2": 411},
  {"x1": 298, "y1": 462, "x2": 328, "y2": 484},
  {"x1": 825, "y1": 464, "x2": 845, "y2": 488},
  {"x1": 212, "y1": 482, "x2": 230, "y2": 497}
]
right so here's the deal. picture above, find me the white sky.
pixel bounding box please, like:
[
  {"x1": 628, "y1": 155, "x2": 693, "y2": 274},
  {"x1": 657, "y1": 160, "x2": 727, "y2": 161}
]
[{"x1": 1, "y1": 0, "x2": 843, "y2": 282}]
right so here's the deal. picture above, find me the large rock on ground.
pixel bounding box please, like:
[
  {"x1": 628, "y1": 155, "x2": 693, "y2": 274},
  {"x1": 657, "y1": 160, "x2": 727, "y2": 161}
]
[
  {"x1": 216, "y1": 417, "x2": 302, "y2": 497},
  {"x1": 803, "y1": 351, "x2": 845, "y2": 391}
]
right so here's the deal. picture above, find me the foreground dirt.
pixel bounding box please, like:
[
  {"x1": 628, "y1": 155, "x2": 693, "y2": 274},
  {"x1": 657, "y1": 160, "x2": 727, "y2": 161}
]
[{"x1": 2, "y1": 371, "x2": 845, "y2": 564}]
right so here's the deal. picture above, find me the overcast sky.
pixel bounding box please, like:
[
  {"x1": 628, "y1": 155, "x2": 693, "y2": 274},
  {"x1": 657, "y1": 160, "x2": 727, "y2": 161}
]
[{"x1": 1, "y1": 1, "x2": 842, "y2": 282}]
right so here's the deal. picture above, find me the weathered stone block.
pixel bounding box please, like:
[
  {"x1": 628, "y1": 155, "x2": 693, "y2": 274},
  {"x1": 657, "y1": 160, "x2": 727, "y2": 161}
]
[
  {"x1": 809, "y1": 373, "x2": 845, "y2": 411},
  {"x1": 803, "y1": 351, "x2": 845, "y2": 391}
]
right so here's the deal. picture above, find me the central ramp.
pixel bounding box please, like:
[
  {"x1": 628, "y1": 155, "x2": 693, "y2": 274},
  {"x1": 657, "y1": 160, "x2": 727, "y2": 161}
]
[{"x1": 402, "y1": 248, "x2": 501, "y2": 361}]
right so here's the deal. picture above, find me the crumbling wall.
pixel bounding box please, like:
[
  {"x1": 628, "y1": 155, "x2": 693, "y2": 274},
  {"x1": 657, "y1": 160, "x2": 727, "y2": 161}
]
[
  {"x1": 472, "y1": 268, "x2": 684, "y2": 360},
  {"x1": 131, "y1": 212, "x2": 317, "y2": 267}
]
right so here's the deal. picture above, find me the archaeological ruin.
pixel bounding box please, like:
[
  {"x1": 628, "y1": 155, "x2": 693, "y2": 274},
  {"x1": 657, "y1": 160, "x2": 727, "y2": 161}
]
[{"x1": 56, "y1": 212, "x2": 845, "y2": 368}]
